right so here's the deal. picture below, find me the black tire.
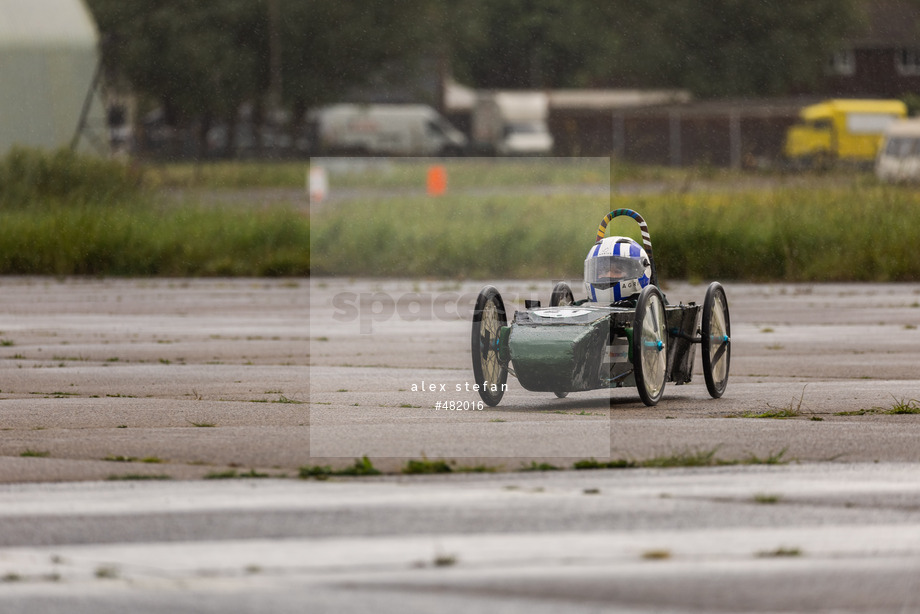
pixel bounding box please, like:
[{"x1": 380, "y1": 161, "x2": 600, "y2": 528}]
[
  {"x1": 471, "y1": 286, "x2": 509, "y2": 406},
  {"x1": 701, "y1": 282, "x2": 731, "y2": 398},
  {"x1": 550, "y1": 281, "x2": 575, "y2": 306},
  {"x1": 633, "y1": 285, "x2": 667, "y2": 406}
]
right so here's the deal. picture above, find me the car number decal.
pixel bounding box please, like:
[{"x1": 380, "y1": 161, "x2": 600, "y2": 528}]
[{"x1": 532, "y1": 308, "x2": 593, "y2": 318}]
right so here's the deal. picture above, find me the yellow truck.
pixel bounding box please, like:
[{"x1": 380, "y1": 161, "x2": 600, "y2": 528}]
[{"x1": 783, "y1": 99, "x2": 907, "y2": 168}]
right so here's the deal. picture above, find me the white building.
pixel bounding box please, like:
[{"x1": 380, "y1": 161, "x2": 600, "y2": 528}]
[{"x1": 0, "y1": 0, "x2": 107, "y2": 154}]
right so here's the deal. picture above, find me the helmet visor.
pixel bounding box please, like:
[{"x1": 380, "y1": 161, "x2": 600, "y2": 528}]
[{"x1": 585, "y1": 255, "x2": 646, "y2": 288}]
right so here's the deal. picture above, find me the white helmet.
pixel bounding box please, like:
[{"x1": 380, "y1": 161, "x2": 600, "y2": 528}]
[{"x1": 584, "y1": 236, "x2": 651, "y2": 303}]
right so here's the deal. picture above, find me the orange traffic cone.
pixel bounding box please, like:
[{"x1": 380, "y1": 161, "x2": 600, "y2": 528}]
[{"x1": 427, "y1": 165, "x2": 447, "y2": 196}]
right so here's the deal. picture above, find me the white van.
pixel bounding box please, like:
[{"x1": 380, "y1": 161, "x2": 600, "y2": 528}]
[
  {"x1": 876, "y1": 118, "x2": 920, "y2": 182},
  {"x1": 472, "y1": 92, "x2": 554, "y2": 155},
  {"x1": 309, "y1": 104, "x2": 467, "y2": 156}
]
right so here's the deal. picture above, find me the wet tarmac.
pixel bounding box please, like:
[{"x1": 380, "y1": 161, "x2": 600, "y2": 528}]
[{"x1": 1, "y1": 276, "x2": 919, "y2": 612}]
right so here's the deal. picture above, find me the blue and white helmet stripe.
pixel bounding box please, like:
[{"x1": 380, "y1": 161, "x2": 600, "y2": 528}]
[
  {"x1": 588, "y1": 242, "x2": 601, "y2": 302},
  {"x1": 627, "y1": 241, "x2": 651, "y2": 287}
]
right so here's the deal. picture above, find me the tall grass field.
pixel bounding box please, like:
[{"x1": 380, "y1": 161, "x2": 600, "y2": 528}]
[
  {"x1": 0, "y1": 204, "x2": 309, "y2": 276},
  {"x1": 2, "y1": 150, "x2": 919, "y2": 281},
  {"x1": 0, "y1": 148, "x2": 309, "y2": 277},
  {"x1": 310, "y1": 163, "x2": 920, "y2": 282}
]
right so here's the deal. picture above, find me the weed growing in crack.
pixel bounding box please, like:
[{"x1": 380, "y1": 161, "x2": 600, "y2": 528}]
[
  {"x1": 20, "y1": 449, "x2": 50, "y2": 458},
  {"x1": 299, "y1": 455, "x2": 381, "y2": 479}
]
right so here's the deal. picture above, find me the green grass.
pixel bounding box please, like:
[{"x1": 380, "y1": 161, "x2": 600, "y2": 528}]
[
  {"x1": 103, "y1": 455, "x2": 136, "y2": 462},
  {"x1": 294, "y1": 448, "x2": 788, "y2": 478},
  {"x1": 400, "y1": 458, "x2": 497, "y2": 474},
  {"x1": 150, "y1": 160, "x2": 310, "y2": 189},
  {"x1": 741, "y1": 388, "x2": 807, "y2": 420},
  {"x1": 10, "y1": 150, "x2": 920, "y2": 281},
  {"x1": 836, "y1": 397, "x2": 920, "y2": 416},
  {"x1": 741, "y1": 408, "x2": 801, "y2": 419},
  {"x1": 573, "y1": 458, "x2": 637, "y2": 470},
  {"x1": 19, "y1": 449, "x2": 50, "y2": 458},
  {"x1": 455, "y1": 464, "x2": 500, "y2": 473},
  {"x1": 0, "y1": 149, "x2": 309, "y2": 276},
  {"x1": 204, "y1": 469, "x2": 270, "y2": 479},
  {"x1": 0, "y1": 146, "x2": 142, "y2": 208},
  {"x1": 638, "y1": 447, "x2": 788, "y2": 468},
  {"x1": 0, "y1": 203, "x2": 309, "y2": 276},
  {"x1": 299, "y1": 456, "x2": 497, "y2": 477},
  {"x1": 886, "y1": 397, "x2": 920, "y2": 414},
  {"x1": 835, "y1": 408, "x2": 879, "y2": 416},
  {"x1": 310, "y1": 177, "x2": 920, "y2": 282},
  {"x1": 520, "y1": 461, "x2": 561, "y2": 471},
  {"x1": 299, "y1": 455, "x2": 381, "y2": 479},
  {"x1": 94, "y1": 566, "x2": 119, "y2": 579},
  {"x1": 742, "y1": 448, "x2": 789, "y2": 465},
  {"x1": 432, "y1": 553, "x2": 458, "y2": 567},
  {"x1": 103, "y1": 455, "x2": 164, "y2": 463},
  {"x1": 641, "y1": 448, "x2": 722, "y2": 468},
  {"x1": 311, "y1": 192, "x2": 604, "y2": 279},
  {"x1": 310, "y1": 157, "x2": 611, "y2": 190},
  {"x1": 403, "y1": 458, "x2": 453, "y2": 474}
]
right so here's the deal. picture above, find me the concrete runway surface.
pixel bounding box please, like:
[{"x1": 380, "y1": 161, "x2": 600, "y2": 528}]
[
  {"x1": 309, "y1": 277, "x2": 920, "y2": 466},
  {"x1": 2, "y1": 276, "x2": 920, "y2": 612},
  {"x1": 1, "y1": 465, "x2": 920, "y2": 613}
]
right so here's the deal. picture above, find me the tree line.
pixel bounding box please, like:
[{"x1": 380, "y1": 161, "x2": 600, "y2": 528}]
[{"x1": 87, "y1": 0, "x2": 862, "y2": 149}]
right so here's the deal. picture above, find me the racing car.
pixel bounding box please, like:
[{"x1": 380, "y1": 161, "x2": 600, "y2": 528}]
[{"x1": 471, "y1": 209, "x2": 730, "y2": 407}]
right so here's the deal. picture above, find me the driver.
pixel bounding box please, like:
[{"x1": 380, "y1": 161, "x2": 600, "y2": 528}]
[
  {"x1": 584, "y1": 236, "x2": 651, "y2": 303},
  {"x1": 597, "y1": 258, "x2": 635, "y2": 284}
]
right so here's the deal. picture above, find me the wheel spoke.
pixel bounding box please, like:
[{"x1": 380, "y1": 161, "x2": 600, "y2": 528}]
[
  {"x1": 712, "y1": 338, "x2": 728, "y2": 365},
  {"x1": 713, "y1": 298, "x2": 726, "y2": 333},
  {"x1": 709, "y1": 299, "x2": 728, "y2": 379}
]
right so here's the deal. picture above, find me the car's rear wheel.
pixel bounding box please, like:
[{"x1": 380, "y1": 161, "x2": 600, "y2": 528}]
[{"x1": 471, "y1": 286, "x2": 508, "y2": 406}]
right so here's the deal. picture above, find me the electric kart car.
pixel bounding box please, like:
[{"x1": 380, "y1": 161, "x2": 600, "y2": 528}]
[{"x1": 471, "y1": 209, "x2": 730, "y2": 407}]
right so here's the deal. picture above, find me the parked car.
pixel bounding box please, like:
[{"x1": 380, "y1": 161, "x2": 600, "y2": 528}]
[{"x1": 308, "y1": 104, "x2": 467, "y2": 156}]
